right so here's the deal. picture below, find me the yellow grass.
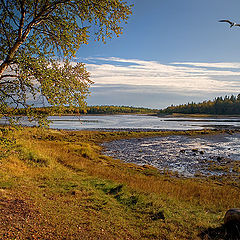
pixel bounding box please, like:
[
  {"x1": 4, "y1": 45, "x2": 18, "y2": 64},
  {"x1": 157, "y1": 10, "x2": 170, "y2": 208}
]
[{"x1": 0, "y1": 126, "x2": 239, "y2": 239}]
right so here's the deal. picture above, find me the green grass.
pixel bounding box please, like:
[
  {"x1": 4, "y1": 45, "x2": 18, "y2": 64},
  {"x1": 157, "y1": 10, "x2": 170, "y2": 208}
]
[{"x1": 0, "y1": 127, "x2": 239, "y2": 239}]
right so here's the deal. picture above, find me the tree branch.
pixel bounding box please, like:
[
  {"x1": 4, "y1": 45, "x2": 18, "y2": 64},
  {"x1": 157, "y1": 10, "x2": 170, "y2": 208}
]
[
  {"x1": 0, "y1": 88, "x2": 26, "y2": 107},
  {"x1": 0, "y1": 74, "x2": 18, "y2": 80},
  {"x1": 0, "y1": 21, "x2": 12, "y2": 49},
  {"x1": 0, "y1": 0, "x2": 19, "y2": 27},
  {"x1": 18, "y1": 0, "x2": 26, "y2": 39}
]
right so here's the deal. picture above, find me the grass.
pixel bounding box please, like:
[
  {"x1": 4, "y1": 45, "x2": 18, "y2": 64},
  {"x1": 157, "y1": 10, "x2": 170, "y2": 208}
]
[{"x1": 0, "y1": 126, "x2": 239, "y2": 239}]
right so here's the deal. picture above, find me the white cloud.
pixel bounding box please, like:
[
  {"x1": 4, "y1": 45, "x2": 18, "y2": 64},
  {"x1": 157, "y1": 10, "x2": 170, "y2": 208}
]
[
  {"x1": 172, "y1": 62, "x2": 240, "y2": 69},
  {"x1": 84, "y1": 57, "x2": 240, "y2": 94}
]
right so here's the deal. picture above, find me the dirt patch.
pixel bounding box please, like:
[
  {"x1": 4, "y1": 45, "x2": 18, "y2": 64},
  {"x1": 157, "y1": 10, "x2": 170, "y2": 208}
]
[{"x1": 0, "y1": 190, "x2": 57, "y2": 239}]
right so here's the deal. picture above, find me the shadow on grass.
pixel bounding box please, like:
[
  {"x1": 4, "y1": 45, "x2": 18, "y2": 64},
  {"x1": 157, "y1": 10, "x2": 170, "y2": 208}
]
[
  {"x1": 198, "y1": 224, "x2": 240, "y2": 240},
  {"x1": 198, "y1": 225, "x2": 225, "y2": 240}
]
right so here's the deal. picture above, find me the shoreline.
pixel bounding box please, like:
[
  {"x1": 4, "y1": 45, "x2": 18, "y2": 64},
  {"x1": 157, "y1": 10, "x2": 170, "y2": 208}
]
[
  {"x1": 1, "y1": 122, "x2": 240, "y2": 133},
  {"x1": 58, "y1": 126, "x2": 240, "y2": 133}
]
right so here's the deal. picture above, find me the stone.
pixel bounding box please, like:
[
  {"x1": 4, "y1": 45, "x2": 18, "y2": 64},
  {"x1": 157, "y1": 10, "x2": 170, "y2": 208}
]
[
  {"x1": 224, "y1": 208, "x2": 240, "y2": 239},
  {"x1": 224, "y1": 208, "x2": 240, "y2": 225},
  {"x1": 192, "y1": 149, "x2": 198, "y2": 153}
]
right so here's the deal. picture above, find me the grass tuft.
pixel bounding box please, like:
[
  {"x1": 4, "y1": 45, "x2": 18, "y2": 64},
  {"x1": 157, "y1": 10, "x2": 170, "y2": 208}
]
[{"x1": 17, "y1": 146, "x2": 49, "y2": 167}]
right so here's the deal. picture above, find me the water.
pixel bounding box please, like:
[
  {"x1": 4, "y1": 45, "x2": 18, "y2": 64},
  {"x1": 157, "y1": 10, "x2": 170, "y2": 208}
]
[
  {"x1": 1, "y1": 114, "x2": 239, "y2": 176},
  {"x1": 48, "y1": 115, "x2": 240, "y2": 130},
  {"x1": 1, "y1": 114, "x2": 239, "y2": 130}
]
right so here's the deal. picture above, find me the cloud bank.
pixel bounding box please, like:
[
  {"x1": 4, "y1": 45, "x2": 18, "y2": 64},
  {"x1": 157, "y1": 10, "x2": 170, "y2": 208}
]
[
  {"x1": 85, "y1": 57, "x2": 240, "y2": 94},
  {"x1": 78, "y1": 57, "x2": 240, "y2": 108}
]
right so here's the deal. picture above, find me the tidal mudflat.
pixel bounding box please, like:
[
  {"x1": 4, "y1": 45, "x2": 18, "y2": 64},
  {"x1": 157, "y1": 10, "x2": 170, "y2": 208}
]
[{"x1": 102, "y1": 132, "x2": 240, "y2": 177}]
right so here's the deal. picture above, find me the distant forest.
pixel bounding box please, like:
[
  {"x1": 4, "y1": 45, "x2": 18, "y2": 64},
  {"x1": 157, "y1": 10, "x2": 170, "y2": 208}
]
[
  {"x1": 12, "y1": 105, "x2": 158, "y2": 116},
  {"x1": 85, "y1": 106, "x2": 157, "y2": 114},
  {"x1": 160, "y1": 94, "x2": 240, "y2": 115}
]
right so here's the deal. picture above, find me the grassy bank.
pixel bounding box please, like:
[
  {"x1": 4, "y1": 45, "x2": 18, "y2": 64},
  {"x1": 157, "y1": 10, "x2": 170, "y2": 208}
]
[{"x1": 0, "y1": 127, "x2": 239, "y2": 239}]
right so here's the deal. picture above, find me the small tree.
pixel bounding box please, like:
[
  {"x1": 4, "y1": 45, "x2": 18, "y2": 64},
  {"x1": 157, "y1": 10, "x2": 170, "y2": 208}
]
[{"x1": 0, "y1": 0, "x2": 132, "y2": 122}]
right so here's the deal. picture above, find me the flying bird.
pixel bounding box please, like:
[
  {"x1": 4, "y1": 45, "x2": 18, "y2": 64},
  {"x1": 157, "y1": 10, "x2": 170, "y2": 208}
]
[{"x1": 219, "y1": 20, "x2": 240, "y2": 28}]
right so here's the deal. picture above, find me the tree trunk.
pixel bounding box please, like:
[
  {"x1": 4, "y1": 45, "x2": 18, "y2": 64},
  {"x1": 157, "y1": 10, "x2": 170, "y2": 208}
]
[
  {"x1": 0, "y1": 41, "x2": 23, "y2": 78},
  {"x1": 0, "y1": 62, "x2": 9, "y2": 77}
]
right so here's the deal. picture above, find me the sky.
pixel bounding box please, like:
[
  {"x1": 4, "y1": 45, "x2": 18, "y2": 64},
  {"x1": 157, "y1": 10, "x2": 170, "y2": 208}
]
[{"x1": 75, "y1": 0, "x2": 240, "y2": 109}]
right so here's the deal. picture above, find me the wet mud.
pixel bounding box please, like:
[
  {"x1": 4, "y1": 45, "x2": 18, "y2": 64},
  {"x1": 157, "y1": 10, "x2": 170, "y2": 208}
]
[{"x1": 102, "y1": 133, "x2": 240, "y2": 177}]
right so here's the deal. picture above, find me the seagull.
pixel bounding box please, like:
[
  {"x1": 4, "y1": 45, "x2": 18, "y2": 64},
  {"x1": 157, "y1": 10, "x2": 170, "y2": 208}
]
[{"x1": 219, "y1": 19, "x2": 240, "y2": 28}]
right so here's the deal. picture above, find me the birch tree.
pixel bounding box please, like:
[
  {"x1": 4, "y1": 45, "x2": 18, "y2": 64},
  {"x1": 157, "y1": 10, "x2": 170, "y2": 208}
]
[{"x1": 0, "y1": 0, "x2": 132, "y2": 119}]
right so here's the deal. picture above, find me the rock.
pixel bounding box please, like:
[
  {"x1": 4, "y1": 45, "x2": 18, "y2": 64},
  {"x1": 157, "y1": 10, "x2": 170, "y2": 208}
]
[
  {"x1": 227, "y1": 130, "x2": 233, "y2": 135},
  {"x1": 180, "y1": 149, "x2": 185, "y2": 153},
  {"x1": 217, "y1": 156, "x2": 230, "y2": 162},
  {"x1": 224, "y1": 209, "x2": 240, "y2": 224},
  {"x1": 224, "y1": 208, "x2": 240, "y2": 239},
  {"x1": 199, "y1": 151, "x2": 204, "y2": 155},
  {"x1": 192, "y1": 149, "x2": 198, "y2": 153},
  {"x1": 217, "y1": 156, "x2": 224, "y2": 161},
  {"x1": 194, "y1": 171, "x2": 203, "y2": 177}
]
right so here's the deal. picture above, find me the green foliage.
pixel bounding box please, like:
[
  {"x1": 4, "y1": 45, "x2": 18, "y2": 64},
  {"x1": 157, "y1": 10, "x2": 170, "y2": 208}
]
[
  {"x1": 0, "y1": 127, "x2": 16, "y2": 159},
  {"x1": 0, "y1": 0, "x2": 132, "y2": 122},
  {"x1": 85, "y1": 105, "x2": 158, "y2": 114},
  {"x1": 160, "y1": 94, "x2": 240, "y2": 115}
]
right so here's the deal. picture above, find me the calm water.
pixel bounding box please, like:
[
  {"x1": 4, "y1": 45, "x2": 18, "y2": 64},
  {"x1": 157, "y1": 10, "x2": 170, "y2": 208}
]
[
  {"x1": 2, "y1": 114, "x2": 239, "y2": 130},
  {"x1": 49, "y1": 115, "x2": 240, "y2": 130}
]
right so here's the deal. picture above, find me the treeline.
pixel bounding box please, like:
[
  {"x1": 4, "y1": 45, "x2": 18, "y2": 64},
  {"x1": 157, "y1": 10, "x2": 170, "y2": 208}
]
[
  {"x1": 11, "y1": 105, "x2": 157, "y2": 116},
  {"x1": 86, "y1": 106, "x2": 157, "y2": 114},
  {"x1": 160, "y1": 94, "x2": 240, "y2": 115}
]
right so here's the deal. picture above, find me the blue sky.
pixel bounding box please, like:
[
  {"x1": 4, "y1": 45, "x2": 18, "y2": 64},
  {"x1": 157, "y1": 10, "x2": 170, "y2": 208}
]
[{"x1": 75, "y1": 0, "x2": 240, "y2": 109}]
